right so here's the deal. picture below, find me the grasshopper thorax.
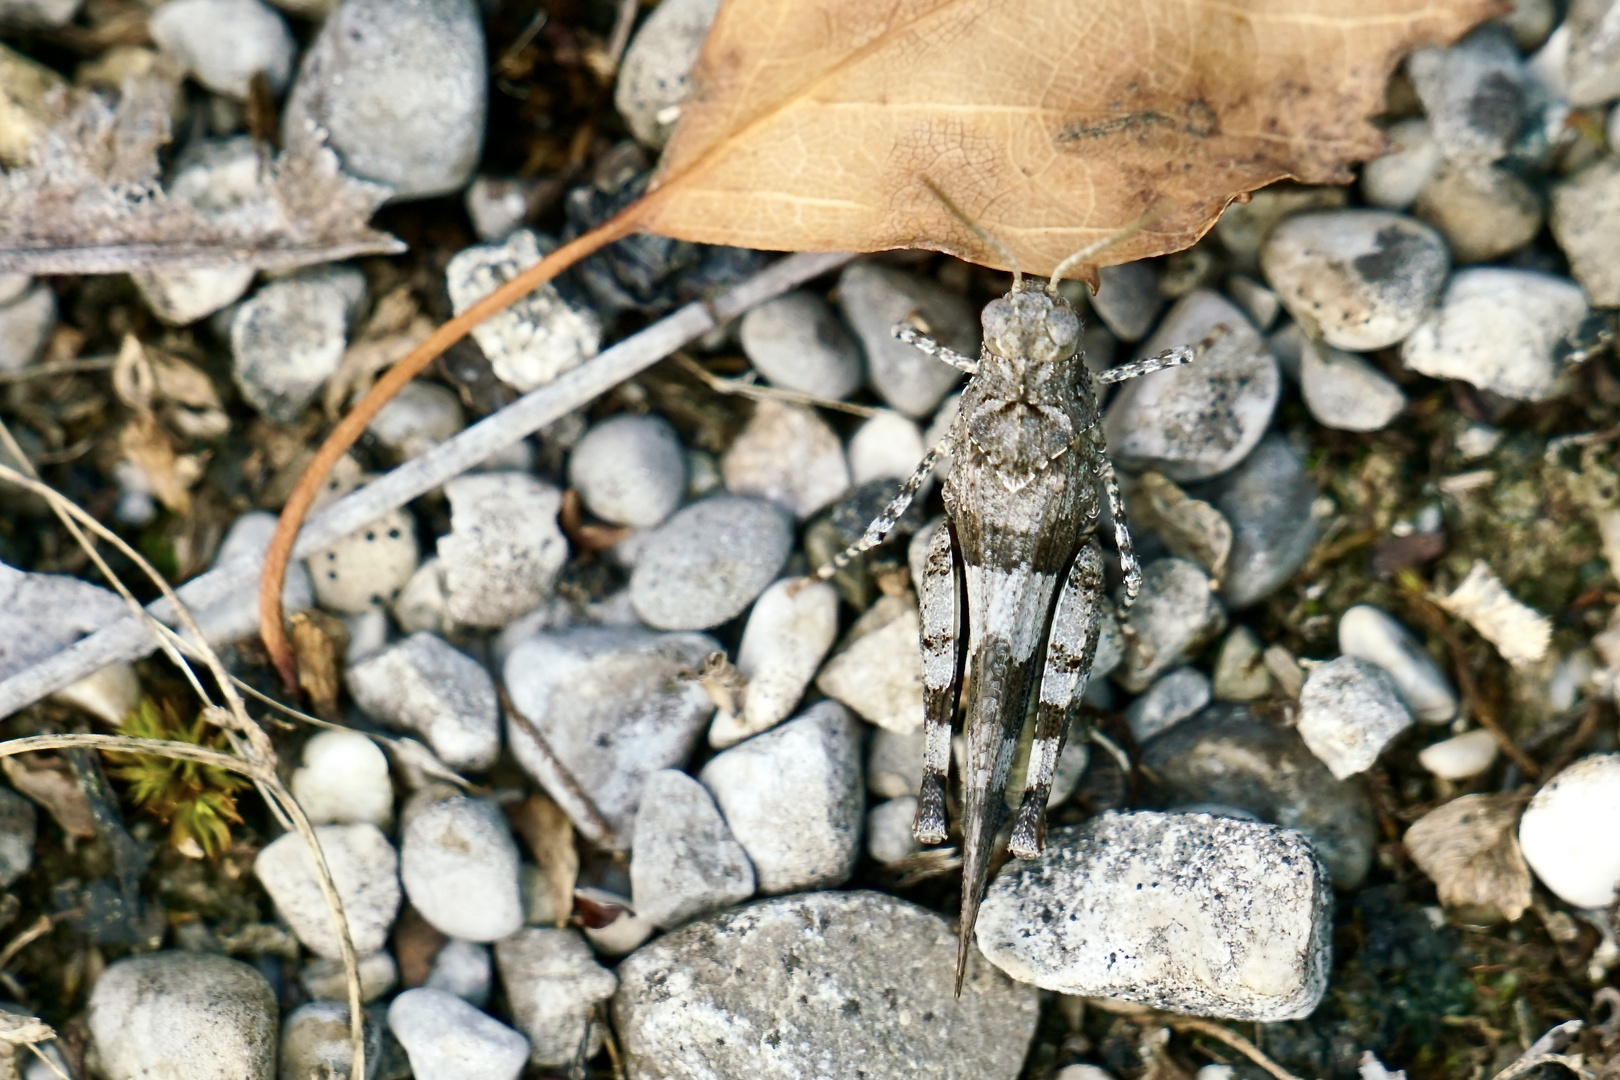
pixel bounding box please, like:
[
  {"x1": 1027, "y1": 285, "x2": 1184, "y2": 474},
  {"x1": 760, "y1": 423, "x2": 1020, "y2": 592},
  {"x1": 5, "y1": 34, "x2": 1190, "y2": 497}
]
[{"x1": 981, "y1": 287, "x2": 1081, "y2": 364}]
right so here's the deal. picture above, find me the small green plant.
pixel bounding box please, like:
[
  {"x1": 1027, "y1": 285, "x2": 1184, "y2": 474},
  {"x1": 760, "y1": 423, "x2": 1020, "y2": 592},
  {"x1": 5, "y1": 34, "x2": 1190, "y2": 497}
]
[{"x1": 108, "y1": 698, "x2": 247, "y2": 858}]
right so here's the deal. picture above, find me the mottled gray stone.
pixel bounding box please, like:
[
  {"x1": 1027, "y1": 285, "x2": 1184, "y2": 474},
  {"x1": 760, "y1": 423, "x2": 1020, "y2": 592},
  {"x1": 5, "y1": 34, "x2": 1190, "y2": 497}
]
[
  {"x1": 867, "y1": 796, "x2": 922, "y2": 864},
  {"x1": 1413, "y1": 163, "x2": 1543, "y2": 265},
  {"x1": 1114, "y1": 558, "x2": 1226, "y2": 693},
  {"x1": 1551, "y1": 158, "x2": 1620, "y2": 308},
  {"x1": 1103, "y1": 289, "x2": 1278, "y2": 483},
  {"x1": 425, "y1": 940, "x2": 492, "y2": 1007},
  {"x1": 630, "y1": 769, "x2": 755, "y2": 928},
  {"x1": 1408, "y1": 27, "x2": 1526, "y2": 167},
  {"x1": 1142, "y1": 704, "x2": 1377, "y2": 889},
  {"x1": 1299, "y1": 339, "x2": 1406, "y2": 432},
  {"x1": 569, "y1": 413, "x2": 687, "y2": 527},
  {"x1": 1297, "y1": 657, "x2": 1414, "y2": 780},
  {"x1": 720, "y1": 400, "x2": 850, "y2": 518},
  {"x1": 282, "y1": 0, "x2": 487, "y2": 201},
  {"x1": 629, "y1": 495, "x2": 793, "y2": 630},
  {"x1": 347, "y1": 633, "x2": 499, "y2": 772},
  {"x1": 494, "y1": 929, "x2": 617, "y2": 1068},
  {"x1": 1091, "y1": 261, "x2": 1163, "y2": 342},
  {"x1": 368, "y1": 381, "x2": 465, "y2": 462},
  {"x1": 710, "y1": 577, "x2": 839, "y2": 748},
  {"x1": 400, "y1": 795, "x2": 524, "y2": 942},
  {"x1": 279, "y1": 1001, "x2": 387, "y2": 1080},
  {"x1": 1198, "y1": 435, "x2": 1319, "y2": 609},
  {"x1": 1567, "y1": 0, "x2": 1620, "y2": 107},
  {"x1": 612, "y1": 891, "x2": 1039, "y2": 1080},
  {"x1": 699, "y1": 702, "x2": 863, "y2": 894},
  {"x1": 867, "y1": 726, "x2": 925, "y2": 800},
  {"x1": 739, "y1": 290, "x2": 866, "y2": 400},
  {"x1": 89, "y1": 953, "x2": 277, "y2": 1080},
  {"x1": 504, "y1": 627, "x2": 717, "y2": 847},
  {"x1": 838, "y1": 262, "x2": 977, "y2": 417},
  {"x1": 438, "y1": 473, "x2": 568, "y2": 627},
  {"x1": 1124, "y1": 667, "x2": 1212, "y2": 744},
  {"x1": 613, "y1": 0, "x2": 721, "y2": 148},
  {"x1": 254, "y1": 824, "x2": 401, "y2": 959},
  {"x1": 231, "y1": 267, "x2": 366, "y2": 422},
  {"x1": 977, "y1": 811, "x2": 1332, "y2": 1022},
  {"x1": 387, "y1": 988, "x2": 527, "y2": 1080}
]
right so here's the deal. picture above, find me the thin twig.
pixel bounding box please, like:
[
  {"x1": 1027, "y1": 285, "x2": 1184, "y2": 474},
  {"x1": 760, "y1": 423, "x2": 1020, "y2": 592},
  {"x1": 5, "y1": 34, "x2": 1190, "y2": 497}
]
[
  {"x1": 604, "y1": 0, "x2": 639, "y2": 70},
  {"x1": 0, "y1": 356, "x2": 115, "y2": 384},
  {"x1": 0, "y1": 914, "x2": 60, "y2": 973},
  {"x1": 671, "y1": 353, "x2": 881, "y2": 417}
]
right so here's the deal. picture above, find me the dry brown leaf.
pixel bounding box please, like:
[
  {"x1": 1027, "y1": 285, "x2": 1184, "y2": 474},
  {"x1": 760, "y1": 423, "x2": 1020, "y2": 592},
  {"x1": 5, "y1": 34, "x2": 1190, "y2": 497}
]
[
  {"x1": 117, "y1": 411, "x2": 205, "y2": 515},
  {"x1": 0, "y1": 74, "x2": 403, "y2": 273},
  {"x1": 1, "y1": 754, "x2": 97, "y2": 839},
  {"x1": 640, "y1": 0, "x2": 1499, "y2": 273},
  {"x1": 1405, "y1": 792, "x2": 1532, "y2": 922},
  {"x1": 287, "y1": 610, "x2": 348, "y2": 721},
  {"x1": 506, "y1": 792, "x2": 579, "y2": 927}
]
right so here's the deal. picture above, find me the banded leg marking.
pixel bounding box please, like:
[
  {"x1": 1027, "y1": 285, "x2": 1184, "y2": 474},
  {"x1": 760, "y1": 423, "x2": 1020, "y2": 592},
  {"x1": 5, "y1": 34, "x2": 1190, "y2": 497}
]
[
  {"x1": 913, "y1": 519, "x2": 965, "y2": 845},
  {"x1": 893, "y1": 324, "x2": 979, "y2": 374},
  {"x1": 1094, "y1": 344, "x2": 1196, "y2": 385},
  {"x1": 1102, "y1": 461, "x2": 1141, "y2": 611},
  {"x1": 1009, "y1": 540, "x2": 1104, "y2": 859},
  {"x1": 807, "y1": 438, "x2": 949, "y2": 583}
]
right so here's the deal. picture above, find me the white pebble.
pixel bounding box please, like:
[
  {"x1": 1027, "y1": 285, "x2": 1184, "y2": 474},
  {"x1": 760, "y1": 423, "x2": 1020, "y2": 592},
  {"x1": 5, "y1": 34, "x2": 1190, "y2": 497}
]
[
  {"x1": 292, "y1": 729, "x2": 394, "y2": 828},
  {"x1": 388, "y1": 988, "x2": 528, "y2": 1080},
  {"x1": 394, "y1": 557, "x2": 451, "y2": 637},
  {"x1": 815, "y1": 595, "x2": 926, "y2": 733},
  {"x1": 867, "y1": 727, "x2": 924, "y2": 800},
  {"x1": 1300, "y1": 340, "x2": 1406, "y2": 432},
  {"x1": 231, "y1": 267, "x2": 366, "y2": 422},
  {"x1": 149, "y1": 0, "x2": 294, "y2": 98},
  {"x1": 134, "y1": 266, "x2": 256, "y2": 328},
  {"x1": 867, "y1": 797, "x2": 921, "y2": 864},
  {"x1": 438, "y1": 473, "x2": 568, "y2": 628},
  {"x1": 306, "y1": 507, "x2": 419, "y2": 615},
  {"x1": 1297, "y1": 657, "x2": 1413, "y2": 780},
  {"x1": 700, "y1": 702, "x2": 863, "y2": 894},
  {"x1": 347, "y1": 632, "x2": 499, "y2": 772},
  {"x1": 253, "y1": 824, "x2": 400, "y2": 959},
  {"x1": 738, "y1": 291, "x2": 865, "y2": 400},
  {"x1": 447, "y1": 230, "x2": 601, "y2": 392},
  {"x1": 1361, "y1": 118, "x2": 1443, "y2": 210},
  {"x1": 51, "y1": 661, "x2": 139, "y2": 726},
  {"x1": 709, "y1": 577, "x2": 838, "y2": 748},
  {"x1": 1551, "y1": 158, "x2": 1620, "y2": 308},
  {"x1": 1338, "y1": 605, "x2": 1457, "y2": 723},
  {"x1": 400, "y1": 794, "x2": 525, "y2": 942},
  {"x1": 1419, "y1": 729, "x2": 1499, "y2": 779},
  {"x1": 1518, "y1": 754, "x2": 1620, "y2": 909},
  {"x1": 847, "y1": 410, "x2": 927, "y2": 486},
  {"x1": 465, "y1": 176, "x2": 534, "y2": 241},
  {"x1": 426, "y1": 939, "x2": 492, "y2": 1007},
  {"x1": 720, "y1": 400, "x2": 850, "y2": 518},
  {"x1": 630, "y1": 770, "x2": 755, "y2": 929},
  {"x1": 89, "y1": 953, "x2": 276, "y2": 1080},
  {"x1": 568, "y1": 413, "x2": 687, "y2": 527},
  {"x1": 494, "y1": 929, "x2": 617, "y2": 1068}
]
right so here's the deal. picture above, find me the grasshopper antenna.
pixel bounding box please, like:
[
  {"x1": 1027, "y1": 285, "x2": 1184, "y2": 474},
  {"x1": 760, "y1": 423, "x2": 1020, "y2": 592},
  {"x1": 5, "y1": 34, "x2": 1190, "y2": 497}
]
[
  {"x1": 919, "y1": 175, "x2": 1022, "y2": 291},
  {"x1": 1047, "y1": 200, "x2": 1170, "y2": 296}
]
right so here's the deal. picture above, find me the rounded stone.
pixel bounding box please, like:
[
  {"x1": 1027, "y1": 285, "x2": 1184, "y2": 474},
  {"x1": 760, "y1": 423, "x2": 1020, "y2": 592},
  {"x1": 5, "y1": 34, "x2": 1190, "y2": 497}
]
[
  {"x1": 438, "y1": 473, "x2": 568, "y2": 628},
  {"x1": 613, "y1": 0, "x2": 722, "y2": 149},
  {"x1": 306, "y1": 507, "x2": 420, "y2": 615},
  {"x1": 1361, "y1": 118, "x2": 1442, "y2": 211},
  {"x1": 1299, "y1": 340, "x2": 1406, "y2": 433},
  {"x1": 630, "y1": 769, "x2": 756, "y2": 929},
  {"x1": 253, "y1": 823, "x2": 402, "y2": 959},
  {"x1": 1551, "y1": 158, "x2": 1620, "y2": 308},
  {"x1": 367, "y1": 381, "x2": 465, "y2": 462},
  {"x1": 89, "y1": 952, "x2": 277, "y2": 1080},
  {"x1": 1338, "y1": 605, "x2": 1457, "y2": 723},
  {"x1": 1114, "y1": 558, "x2": 1227, "y2": 692},
  {"x1": 1418, "y1": 729, "x2": 1498, "y2": 780},
  {"x1": 720, "y1": 400, "x2": 850, "y2": 519},
  {"x1": 231, "y1": 267, "x2": 366, "y2": 422},
  {"x1": 867, "y1": 796, "x2": 922, "y2": 864},
  {"x1": 1518, "y1": 754, "x2": 1620, "y2": 909},
  {"x1": 346, "y1": 632, "x2": 500, "y2": 773},
  {"x1": 1412, "y1": 163, "x2": 1543, "y2": 265},
  {"x1": 149, "y1": 0, "x2": 294, "y2": 98},
  {"x1": 400, "y1": 795, "x2": 524, "y2": 942},
  {"x1": 1297, "y1": 657, "x2": 1414, "y2": 780},
  {"x1": 493, "y1": 929, "x2": 617, "y2": 1068},
  {"x1": 837, "y1": 262, "x2": 978, "y2": 418},
  {"x1": 847, "y1": 410, "x2": 926, "y2": 486},
  {"x1": 387, "y1": 988, "x2": 528, "y2": 1080},
  {"x1": 568, "y1": 413, "x2": 687, "y2": 527},
  {"x1": 1200, "y1": 435, "x2": 1319, "y2": 610},
  {"x1": 629, "y1": 495, "x2": 794, "y2": 630},
  {"x1": 739, "y1": 290, "x2": 865, "y2": 400}
]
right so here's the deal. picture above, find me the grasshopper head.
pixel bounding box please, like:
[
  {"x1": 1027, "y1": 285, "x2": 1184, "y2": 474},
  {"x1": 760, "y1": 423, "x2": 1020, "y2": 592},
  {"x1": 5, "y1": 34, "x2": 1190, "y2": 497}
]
[{"x1": 981, "y1": 288, "x2": 1080, "y2": 364}]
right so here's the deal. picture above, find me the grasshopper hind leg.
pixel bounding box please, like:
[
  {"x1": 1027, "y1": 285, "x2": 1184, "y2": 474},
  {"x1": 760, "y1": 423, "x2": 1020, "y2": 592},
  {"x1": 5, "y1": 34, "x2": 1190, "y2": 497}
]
[{"x1": 913, "y1": 518, "x2": 967, "y2": 845}]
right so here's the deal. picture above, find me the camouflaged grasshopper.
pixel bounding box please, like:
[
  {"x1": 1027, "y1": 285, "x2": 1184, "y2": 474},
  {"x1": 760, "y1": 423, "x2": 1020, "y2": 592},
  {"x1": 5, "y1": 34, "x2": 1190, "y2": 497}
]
[{"x1": 809, "y1": 218, "x2": 1203, "y2": 992}]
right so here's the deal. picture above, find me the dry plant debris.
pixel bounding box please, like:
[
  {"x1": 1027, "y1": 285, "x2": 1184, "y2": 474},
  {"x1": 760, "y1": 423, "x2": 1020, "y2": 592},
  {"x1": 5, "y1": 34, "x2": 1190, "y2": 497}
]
[{"x1": 1404, "y1": 793, "x2": 1533, "y2": 923}]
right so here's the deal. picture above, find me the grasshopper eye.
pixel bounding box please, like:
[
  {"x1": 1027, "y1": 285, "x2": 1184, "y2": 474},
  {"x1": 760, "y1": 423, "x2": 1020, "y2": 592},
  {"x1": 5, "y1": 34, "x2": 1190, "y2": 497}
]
[{"x1": 1044, "y1": 307, "x2": 1080, "y2": 354}]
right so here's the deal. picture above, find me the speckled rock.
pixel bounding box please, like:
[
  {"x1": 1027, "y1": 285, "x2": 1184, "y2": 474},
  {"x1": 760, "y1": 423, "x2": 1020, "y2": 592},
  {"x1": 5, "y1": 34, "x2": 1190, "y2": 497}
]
[
  {"x1": 89, "y1": 953, "x2": 277, "y2": 1080},
  {"x1": 347, "y1": 632, "x2": 499, "y2": 773},
  {"x1": 1361, "y1": 118, "x2": 1443, "y2": 210},
  {"x1": 1338, "y1": 605, "x2": 1457, "y2": 723},
  {"x1": 569, "y1": 413, "x2": 687, "y2": 527},
  {"x1": 816, "y1": 595, "x2": 926, "y2": 734},
  {"x1": 710, "y1": 577, "x2": 839, "y2": 748},
  {"x1": 231, "y1": 267, "x2": 366, "y2": 422},
  {"x1": 254, "y1": 824, "x2": 401, "y2": 959},
  {"x1": 1551, "y1": 158, "x2": 1620, "y2": 308},
  {"x1": 630, "y1": 770, "x2": 755, "y2": 928},
  {"x1": 1125, "y1": 667, "x2": 1212, "y2": 744},
  {"x1": 1114, "y1": 558, "x2": 1227, "y2": 693},
  {"x1": 1413, "y1": 163, "x2": 1543, "y2": 264},
  {"x1": 977, "y1": 811, "x2": 1332, "y2": 1021},
  {"x1": 1103, "y1": 289, "x2": 1278, "y2": 483},
  {"x1": 613, "y1": 0, "x2": 722, "y2": 148},
  {"x1": 438, "y1": 473, "x2": 568, "y2": 627},
  {"x1": 629, "y1": 495, "x2": 793, "y2": 630},
  {"x1": 504, "y1": 627, "x2": 717, "y2": 846},
  {"x1": 838, "y1": 262, "x2": 977, "y2": 417},
  {"x1": 699, "y1": 702, "x2": 863, "y2": 894},
  {"x1": 1142, "y1": 704, "x2": 1377, "y2": 889},
  {"x1": 739, "y1": 290, "x2": 865, "y2": 400},
  {"x1": 149, "y1": 0, "x2": 294, "y2": 98},
  {"x1": 282, "y1": 0, "x2": 487, "y2": 201},
  {"x1": 1401, "y1": 268, "x2": 1588, "y2": 402},
  {"x1": 1198, "y1": 435, "x2": 1319, "y2": 610},
  {"x1": 400, "y1": 794, "x2": 524, "y2": 942},
  {"x1": 720, "y1": 400, "x2": 850, "y2": 518},
  {"x1": 494, "y1": 929, "x2": 617, "y2": 1068},
  {"x1": 1260, "y1": 211, "x2": 1448, "y2": 351},
  {"x1": 1408, "y1": 27, "x2": 1526, "y2": 167},
  {"x1": 1518, "y1": 753, "x2": 1620, "y2": 909},
  {"x1": 612, "y1": 891, "x2": 1040, "y2": 1080},
  {"x1": 1299, "y1": 339, "x2": 1406, "y2": 433},
  {"x1": 306, "y1": 507, "x2": 419, "y2": 615},
  {"x1": 446, "y1": 230, "x2": 601, "y2": 392},
  {"x1": 1297, "y1": 657, "x2": 1413, "y2": 780},
  {"x1": 387, "y1": 988, "x2": 527, "y2": 1080}
]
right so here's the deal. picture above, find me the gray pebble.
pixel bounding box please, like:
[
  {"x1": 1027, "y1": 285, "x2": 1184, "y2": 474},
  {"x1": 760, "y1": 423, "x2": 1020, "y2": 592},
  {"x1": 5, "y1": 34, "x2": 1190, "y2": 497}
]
[
  {"x1": 136, "y1": 265, "x2": 258, "y2": 329},
  {"x1": 425, "y1": 940, "x2": 492, "y2": 1007},
  {"x1": 1103, "y1": 289, "x2": 1278, "y2": 483},
  {"x1": 150, "y1": 0, "x2": 294, "y2": 98},
  {"x1": 1225, "y1": 274, "x2": 1281, "y2": 331},
  {"x1": 613, "y1": 0, "x2": 721, "y2": 148},
  {"x1": 1361, "y1": 118, "x2": 1443, "y2": 211},
  {"x1": 1565, "y1": 0, "x2": 1620, "y2": 107},
  {"x1": 1339, "y1": 605, "x2": 1458, "y2": 723},
  {"x1": 1413, "y1": 162, "x2": 1543, "y2": 265},
  {"x1": 464, "y1": 176, "x2": 534, "y2": 242},
  {"x1": 629, "y1": 495, "x2": 793, "y2": 630},
  {"x1": 0, "y1": 283, "x2": 55, "y2": 374},
  {"x1": 279, "y1": 1001, "x2": 386, "y2": 1080},
  {"x1": 838, "y1": 262, "x2": 977, "y2": 417},
  {"x1": 868, "y1": 797, "x2": 922, "y2": 864},
  {"x1": 189, "y1": 512, "x2": 315, "y2": 646},
  {"x1": 816, "y1": 594, "x2": 926, "y2": 734},
  {"x1": 699, "y1": 702, "x2": 863, "y2": 894},
  {"x1": 347, "y1": 632, "x2": 499, "y2": 773},
  {"x1": 368, "y1": 382, "x2": 466, "y2": 462},
  {"x1": 504, "y1": 627, "x2": 717, "y2": 846},
  {"x1": 1299, "y1": 339, "x2": 1407, "y2": 432},
  {"x1": 1260, "y1": 210, "x2": 1448, "y2": 350},
  {"x1": 612, "y1": 891, "x2": 1039, "y2": 1080},
  {"x1": 1298, "y1": 657, "x2": 1414, "y2": 780},
  {"x1": 301, "y1": 952, "x2": 397, "y2": 1004},
  {"x1": 1401, "y1": 268, "x2": 1588, "y2": 402},
  {"x1": 1142, "y1": 704, "x2": 1377, "y2": 888},
  {"x1": 1408, "y1": 26, "x2": 1526, "y2": 167},
  {"x1": 977, "y1": 811, "x2": 1331, "y2": 1022},
  {"x1": 1091, "y1": 261, "x2": 1163, "y2": 342},
  {"x1": 569, "y1": 413, "x2": 686, "y2": 527},
  {"x1": 1115, "y1": 558, "x2": 1227, "y2": 693},
  {"x1": 254, "y1": 824, "x2": 401, "y2": 959},
  {"x1": 630, "y1": 769, "x2": 755, "y2": 929},
  {"x1": 710, "y1": 577, "x2": 839, "y2": 748},
  {"x1": 0, "y1": 274, "x2": 29, "y2": 306},
  {"x1": 1125, "y1": 667, "x2": 1212, "y2": 744},
  {"x1": 1199, "y1": 434, "x2": 1320, "y2": 610},
  {"x1": 400, "y1": 794, "x2": 524, "y2": 942},
  {"x1": 0, "y1": 561, "x2": 127, "y2": 685},
  {"x1": 393, "y1": 557, "x2": 452, "y2": 637},
  {"x1": 0, "y1": 787, "x2": 35, "y2": 888},
  {"x1": 867, "y1": 726, "x2": 925, "y2": 800},
  {"x1": 231, "y1": 266, "x2": 366, "y2": 422},
  {"x1": 494, "y1": 929, "x2": 617, "y2": 1068},
  {"x1": 283, "y1": 0, "x2": 487, "y2": 201},
  {"x1": 387, "y1": 988, "x2": 527, "y2": 1080},
  {"x1": 90, "y1": 953, "x2": 277, "y2": 1080},
  {"x1": 1211, "y1": 626, "x2": 1275, "y2": 701},
  {"x1": 446, "y1": 230, "x2": 601, "y2": 392},
  {"x1": 438, "y1": 473, "x2": 568, "y2": 628},
  {"x1": 739, "y1": 290, "x2": 865, "y2": 399},
  {"x1": 1551, "y1": 157, "x2": 1620, "y2": 308},
  {"x1": 719, "y1": 400, "x2": 850, "y2": 518}
]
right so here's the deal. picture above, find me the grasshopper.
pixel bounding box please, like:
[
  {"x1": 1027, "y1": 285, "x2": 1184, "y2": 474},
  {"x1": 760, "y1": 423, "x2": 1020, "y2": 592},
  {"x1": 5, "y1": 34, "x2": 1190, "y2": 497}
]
[{"x1": 809, "y1": 225, "x2": 1205, "y2": 991}]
